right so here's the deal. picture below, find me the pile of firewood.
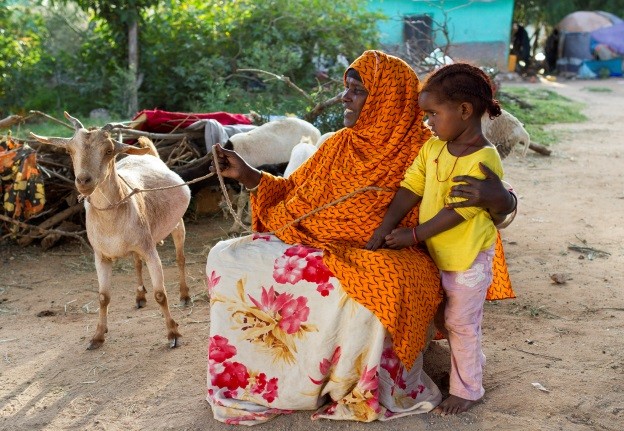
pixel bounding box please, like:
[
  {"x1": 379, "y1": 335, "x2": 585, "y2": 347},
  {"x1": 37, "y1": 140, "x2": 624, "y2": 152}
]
[{"x1": 1, "y1": 112, "x2": 215, "y2": 250}]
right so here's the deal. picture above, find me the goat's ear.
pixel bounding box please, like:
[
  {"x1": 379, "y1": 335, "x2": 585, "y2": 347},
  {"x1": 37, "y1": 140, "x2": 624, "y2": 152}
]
[
  {"x1": 113, "y1": 140, "x2": 151, "y2": 156},
  {"x1": 29, "y1": 132, "x2": 70, "y2": 148},
  {"x1": 64, "y1": 111, "x2": 84, "y2": 131}
]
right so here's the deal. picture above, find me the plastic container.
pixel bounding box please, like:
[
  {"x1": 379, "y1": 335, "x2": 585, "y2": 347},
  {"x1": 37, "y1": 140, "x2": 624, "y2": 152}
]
[{"x1": 581, "y1": 58, "x2": 623, "y2": 76}]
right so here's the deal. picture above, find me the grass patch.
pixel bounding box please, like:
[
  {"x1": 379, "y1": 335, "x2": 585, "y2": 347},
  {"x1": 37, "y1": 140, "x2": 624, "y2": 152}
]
[
  {"x1": 583, "y1": 86, "x2": 613, "y2": 93},
  {"x1": 497, "y1": 86, "x2": 587, "y2": 146}
]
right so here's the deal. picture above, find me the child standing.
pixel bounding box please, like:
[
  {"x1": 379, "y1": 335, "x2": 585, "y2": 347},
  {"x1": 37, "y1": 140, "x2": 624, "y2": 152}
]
[{"x1": 365, "y1": 63, "x2": 504, "y2": 415}]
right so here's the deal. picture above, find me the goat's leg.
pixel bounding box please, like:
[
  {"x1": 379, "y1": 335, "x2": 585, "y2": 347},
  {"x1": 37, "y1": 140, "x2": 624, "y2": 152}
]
[
  {"x1": 133, "y1": 252, "x2": 148, "y2": 308},
  {"x1": 143, "y1": 247, "x2": 181, "y2": 348},
  {"x1": 88, "y1": 252, "x2": 113, "y2": 350},
  {"x1": 171, "y1": 219, "x2": 190, "y2": 306}
]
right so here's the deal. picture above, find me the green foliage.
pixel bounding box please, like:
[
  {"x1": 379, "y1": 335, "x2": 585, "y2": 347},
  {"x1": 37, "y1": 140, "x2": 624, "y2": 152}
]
[
  {"x1": 4, "y1": 0, "x2": 380, "y2": 122},
  {"x1": 138, "y1": 0, "x2": 381, "y2": 116},
  {"x1": 498, "y1": 86, "x2": 587, "y2": 146},
  {"x1": 0, "y1": 3, "x2": 49, "y2": 115},
  {"x1": 583, "y1": 86, "x2": 613, "y2": 92}
]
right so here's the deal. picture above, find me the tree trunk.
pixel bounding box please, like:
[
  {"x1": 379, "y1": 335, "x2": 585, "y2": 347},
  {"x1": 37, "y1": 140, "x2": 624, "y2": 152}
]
[{"x1": 128, "y1": 19, "x2": 139, "y2": 117}]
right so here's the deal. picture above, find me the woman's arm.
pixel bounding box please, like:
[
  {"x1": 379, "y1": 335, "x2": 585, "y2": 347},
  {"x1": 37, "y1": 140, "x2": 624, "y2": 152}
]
[{"x1": 446, "y1": 162, "x2": 517, "y2": 227}]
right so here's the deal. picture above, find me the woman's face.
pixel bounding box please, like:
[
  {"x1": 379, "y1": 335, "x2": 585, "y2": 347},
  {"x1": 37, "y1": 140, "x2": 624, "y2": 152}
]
[
  {"x1": 418, "y1": 91, "x2": 463, "y2": 142},
  {"x1": 342, "y1": 75, "x2": 368, "y2": 128}
]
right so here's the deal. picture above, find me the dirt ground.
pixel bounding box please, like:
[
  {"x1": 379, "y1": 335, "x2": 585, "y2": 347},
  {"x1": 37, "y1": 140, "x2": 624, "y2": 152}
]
[{"x1": 1, "y1": 78, "x2": 623, "y2": 431}]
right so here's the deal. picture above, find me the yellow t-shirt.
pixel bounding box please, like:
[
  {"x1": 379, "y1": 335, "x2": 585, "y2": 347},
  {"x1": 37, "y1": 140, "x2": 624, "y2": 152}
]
[{"x1": 400, "y1": 136, "x2": 504, "y2": 271}]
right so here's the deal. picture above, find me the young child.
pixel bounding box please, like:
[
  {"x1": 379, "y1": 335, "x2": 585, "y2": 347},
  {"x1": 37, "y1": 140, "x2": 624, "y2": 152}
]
[{"x1": 365, "y1": 63, "x2": 504, "y2": 415}]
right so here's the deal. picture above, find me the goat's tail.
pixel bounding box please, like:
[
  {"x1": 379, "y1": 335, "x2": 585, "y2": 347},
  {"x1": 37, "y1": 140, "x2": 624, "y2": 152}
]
[{"x1": 137, "y1": 136, "x2": 160, "y2": 158}]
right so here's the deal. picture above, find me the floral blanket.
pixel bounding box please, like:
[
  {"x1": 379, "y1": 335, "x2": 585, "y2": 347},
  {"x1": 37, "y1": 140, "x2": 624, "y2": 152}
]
[{"x1": 206, "y1": 234, "x2": 441, "y2": 425}]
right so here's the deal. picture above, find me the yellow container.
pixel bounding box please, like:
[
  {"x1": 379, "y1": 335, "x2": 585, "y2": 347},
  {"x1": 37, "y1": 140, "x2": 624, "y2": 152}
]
[{"x1": 508, "y1": 54, "x2": 517, "y2": 72}]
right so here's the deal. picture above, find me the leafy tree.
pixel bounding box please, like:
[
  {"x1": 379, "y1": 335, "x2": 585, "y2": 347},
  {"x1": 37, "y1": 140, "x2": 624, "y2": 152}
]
[
  {"x1": 139, "y1": 0, "x2": 382, "y2": 119},
  {"x1": 54, "y1": 0, "x2": 163, "y2": 116},
  {"x1": 0, "y1": 2, "x2": 48, "y2": 115},
  {"x1": 3, "y1": 0, "x2": 382, "y2": 124}
]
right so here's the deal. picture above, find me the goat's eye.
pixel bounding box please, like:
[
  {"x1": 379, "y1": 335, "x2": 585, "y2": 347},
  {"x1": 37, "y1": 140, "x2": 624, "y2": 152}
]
[{"x1": 105, "y1": 149, "x2": 113, "y2": 155}]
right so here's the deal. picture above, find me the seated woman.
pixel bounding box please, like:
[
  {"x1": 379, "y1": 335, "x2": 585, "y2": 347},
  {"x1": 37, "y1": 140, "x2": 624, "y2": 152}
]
[{"x1": 205, "y1": 50, "x2": 516, "y2": 425}]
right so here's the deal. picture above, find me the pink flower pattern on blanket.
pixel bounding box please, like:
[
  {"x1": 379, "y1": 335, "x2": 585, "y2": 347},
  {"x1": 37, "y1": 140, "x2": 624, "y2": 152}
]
[
  {"x1": 309, "y1": 346, "x2": 342, "y2": 385},
  {"x1": 206, "y1": 270, "x2": 221, "y2": 296},
  {"x1": 208, "y1": 335, "x2": 280, "y2": 404},
  {"x1": 274, "y1": 244, "x2": 335, "y2": 296},
  {"x1": 248, "y1": 286, "x2": 310, "y2": 334},
  {"x1": 380, "y1": 346, "x2": 426, "y2": 399}
]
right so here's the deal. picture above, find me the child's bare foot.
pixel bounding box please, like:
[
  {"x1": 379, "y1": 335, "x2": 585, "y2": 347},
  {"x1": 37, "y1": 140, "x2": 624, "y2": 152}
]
[{"x1": 433, "y1": 395, "x2": 480, "y2": 415}]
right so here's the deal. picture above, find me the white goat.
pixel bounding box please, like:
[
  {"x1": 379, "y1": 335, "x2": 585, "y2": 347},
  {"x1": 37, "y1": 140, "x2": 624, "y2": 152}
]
[
  {"x1": 283, "y1": 140, "x2": 318, "y2": 178},
  {"x1": 224, "y1": 117, "x2": 321, "y2": 166},
  {"x1": 482, "y1": 109, "x2": 531, "y2": 158},
  {"x1": 315, "y1": 131, "x2": 335, "y2": 148},
  {"x1": 31, "y1": 112, "x2": 191, "y2": 350}
]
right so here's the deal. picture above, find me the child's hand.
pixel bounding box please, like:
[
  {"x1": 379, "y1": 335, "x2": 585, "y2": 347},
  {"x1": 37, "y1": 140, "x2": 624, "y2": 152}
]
[
  {"x1": 385, "y1": 228, "x2": 416, "y2": 249},
  {"x1": 365, "y1": 227, "x2": 391, "y2": 251}
]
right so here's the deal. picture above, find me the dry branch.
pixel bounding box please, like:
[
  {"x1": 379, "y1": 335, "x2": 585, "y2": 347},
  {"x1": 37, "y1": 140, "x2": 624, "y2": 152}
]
[
  {"x1": 237, "y1": 68, "x2": 313, "y2": 102},
  {"x1": 0, "y1": 213, "x2": 90, "y2": 249},
  {"x1": 0, "y1": 115, "x2": 24, "y2": 129},
  {"x1": 304, "y1": 93, "x2": 343, "y2": 123},
  {"x1": 529, "y1": 143, "x2": 552, "y2": 156}
]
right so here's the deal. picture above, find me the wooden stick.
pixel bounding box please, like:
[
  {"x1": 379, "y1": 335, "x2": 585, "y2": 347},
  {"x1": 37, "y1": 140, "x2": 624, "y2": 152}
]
[
  {"x1": 28, "y1": 111, "x2": 73, "y2": 130},
  {"x1": 529, "y1": 142, "x2": 552, "y2": 156},
  {"x1": 16, "y1": 203, "x2": 84, "y2": 246},
  {"x1": 237, "y1": 68, "x2": 313, "y2": 102},
  {"x1": 0, "y1": 114, "x2": 24, "y2": 129},
  {"x1": 0, "y1": 213, "x2": 90, "y2": 249},
  {"x1": 304, "y1": 93, "x2": 343, "y2": 123},
  {"x1": 511, "y1": 347, "x2": 562, "y2": 361}
]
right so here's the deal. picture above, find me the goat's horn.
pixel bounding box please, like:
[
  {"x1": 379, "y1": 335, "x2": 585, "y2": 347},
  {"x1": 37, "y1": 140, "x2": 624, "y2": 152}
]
[
  {"x1": 29, "y1": 132, "x2": 70, "y2": 148},
  {"x1": 64, "y1": 111, "x2": 84, "y2": 131}
]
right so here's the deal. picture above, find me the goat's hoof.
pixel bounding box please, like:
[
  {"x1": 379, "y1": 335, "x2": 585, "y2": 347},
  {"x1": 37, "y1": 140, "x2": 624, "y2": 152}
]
[
  {"x1": 87, "y1": 339, "x2": 104, "y2": 350},
  {"x1": 179, "y1": 297, "x2": 191, "y2": 307},
  {"x1": 169, "y1": 337, "x2": 181, "y2": 348},
  {"x1": 136, "y1": 299, "x2": 147, "y2": 309}
]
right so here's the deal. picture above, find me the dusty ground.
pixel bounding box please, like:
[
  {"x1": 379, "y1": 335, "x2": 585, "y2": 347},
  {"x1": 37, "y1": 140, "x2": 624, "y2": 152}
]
[{"x1": 1, "y1": 78, "x2": 623, "y2": 431}]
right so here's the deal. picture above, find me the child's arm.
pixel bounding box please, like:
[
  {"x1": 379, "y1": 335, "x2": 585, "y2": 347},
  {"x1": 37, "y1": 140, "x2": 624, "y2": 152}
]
[
  {"x1": 384, "y1": 207, "x2": 464, "y2": 249},
  {"x1": 365, "y1": 187, "x2": 421, "y2": 250}
]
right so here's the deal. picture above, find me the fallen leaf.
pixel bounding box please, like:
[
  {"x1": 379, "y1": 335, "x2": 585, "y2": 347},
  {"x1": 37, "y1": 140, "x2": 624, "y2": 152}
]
[
  {"x1": 550, "y1": 273, "x2": 570, "y2": 284},
  {"x1": 532, "y1": 382, "x2": 551, "y2": 393}
]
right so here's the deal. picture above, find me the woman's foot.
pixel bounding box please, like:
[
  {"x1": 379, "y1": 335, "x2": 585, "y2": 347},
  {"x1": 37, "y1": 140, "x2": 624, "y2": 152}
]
[{"x1": 433, "y1": 395, "x2": 480, "y2": 415}]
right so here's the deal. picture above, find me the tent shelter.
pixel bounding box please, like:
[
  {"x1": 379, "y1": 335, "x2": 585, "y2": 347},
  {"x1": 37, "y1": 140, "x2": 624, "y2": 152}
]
[{"x1": 555, "y1": 10, "x2": 623, "y2": 75}]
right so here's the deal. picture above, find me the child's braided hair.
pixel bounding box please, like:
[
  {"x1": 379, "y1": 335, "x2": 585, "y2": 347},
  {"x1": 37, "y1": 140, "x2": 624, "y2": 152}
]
[{"x1": 420, "y1": 63, "x2": 502, "y2": 119}]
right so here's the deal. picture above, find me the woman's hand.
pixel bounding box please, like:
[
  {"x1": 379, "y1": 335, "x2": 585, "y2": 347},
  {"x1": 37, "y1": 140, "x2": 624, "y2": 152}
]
[
  {"x1": 365, "y1": 226, "x2": 391, "y2": 251},
  {"x1": 447, "y1": 162, "x2": 516, "y2": 226},
  {"x1": 384, "y1": 227, "x2": 416, "y2": 249},
  {"x1": 210, "y1": 144, "x2": 261, "y2": 190}
]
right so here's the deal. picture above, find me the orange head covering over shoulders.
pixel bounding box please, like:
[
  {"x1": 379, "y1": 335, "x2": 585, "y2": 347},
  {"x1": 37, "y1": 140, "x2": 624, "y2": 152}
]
[{"x1": 252, "y1": 50, "x2": 432, "y2": 247}]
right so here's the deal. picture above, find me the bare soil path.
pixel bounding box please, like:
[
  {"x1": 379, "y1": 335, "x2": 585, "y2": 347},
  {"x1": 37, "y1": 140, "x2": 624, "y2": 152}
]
[{"x1": 1, "y1": 78, "x2": 623, "y2": 431}]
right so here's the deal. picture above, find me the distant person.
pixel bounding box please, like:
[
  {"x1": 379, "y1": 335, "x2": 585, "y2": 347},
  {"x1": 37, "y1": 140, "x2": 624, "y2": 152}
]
[
  {"x1": 544, "y1": 29, "x2": 560, "y2": 73},
  {"x1": 511, "y1": 22, "x2": 531, "y2": 72}
]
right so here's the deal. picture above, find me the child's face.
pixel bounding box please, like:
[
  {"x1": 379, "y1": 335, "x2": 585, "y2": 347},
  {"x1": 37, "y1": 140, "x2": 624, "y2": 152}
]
[{"x1": 418, "y1": 91, "x2": 464, "y2": 142}]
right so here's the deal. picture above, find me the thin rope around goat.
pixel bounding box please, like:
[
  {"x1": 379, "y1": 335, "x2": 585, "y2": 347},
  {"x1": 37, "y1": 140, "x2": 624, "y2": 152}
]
[
  {"x1": 83, "y1": 145, "x2": 392, "y2": 236},
  {"x1": 82, "y1": 167, "x2": 217, "y2": 210}
]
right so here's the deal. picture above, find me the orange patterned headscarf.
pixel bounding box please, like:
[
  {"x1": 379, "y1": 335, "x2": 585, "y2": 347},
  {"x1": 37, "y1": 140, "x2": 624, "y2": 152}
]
[
  {"x1": 250, "y1": 51, "x2": 442, "y2": 368},
  {"x1": 252, "y1": 50, "x2": 433, "y2": 247}
]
